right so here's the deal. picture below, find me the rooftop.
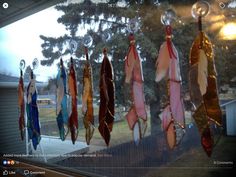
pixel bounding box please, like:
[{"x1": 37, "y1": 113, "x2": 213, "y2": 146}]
[{"x1": 0, "y1": 73, "x2": 46, "y2": 88}]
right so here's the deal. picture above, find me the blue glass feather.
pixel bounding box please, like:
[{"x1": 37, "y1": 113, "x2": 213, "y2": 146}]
[
  {"x1": 26, "y1": 79, "x2": 41, "y2": 150},
  {"x1": 56, "y1": 63, "x2": 69, "y2": 141}
]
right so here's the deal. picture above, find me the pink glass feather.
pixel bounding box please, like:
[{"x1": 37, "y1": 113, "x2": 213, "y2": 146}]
[{"x1": 125, "y1": 34, "x2": 147, "y2": 145}]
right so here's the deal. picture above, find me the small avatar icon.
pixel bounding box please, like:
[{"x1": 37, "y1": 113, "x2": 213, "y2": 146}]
[
  {"x1": 3, "y1": 160, "x2": 7, "y2": 165},
  {"x1": 10, "y1": 160, "x2": 15, "y2": 165}
]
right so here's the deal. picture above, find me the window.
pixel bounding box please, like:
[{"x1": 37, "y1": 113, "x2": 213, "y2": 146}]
[{"x1": 1, "y1": 1, "x2": 235, "y2": 177}]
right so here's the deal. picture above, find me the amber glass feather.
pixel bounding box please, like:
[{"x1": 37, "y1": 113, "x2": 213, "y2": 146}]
[
  {"x1": 68, "y1": 62, "x2": 78, "y2": 144},
  {"x1": 190, "y1": 32, "x2": 222, "y2": 125},
  {"x1": 190, "y1": 32, "x2": 222, "y2": 156},
  {"x1": 82, "y1": 61, "x2": 94, "y2": 145},
  {"x1": 18, "y1": 75, "x2": 25, "y2": 140}
]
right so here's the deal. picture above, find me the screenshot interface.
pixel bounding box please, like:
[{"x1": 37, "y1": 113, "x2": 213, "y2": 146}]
[{"x1": 0, "y1": 0, "x2": 235, "y2": 177}]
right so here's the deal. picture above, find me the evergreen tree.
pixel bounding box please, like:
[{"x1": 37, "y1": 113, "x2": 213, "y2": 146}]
[{"x1": 40, "y1": 0, "x2": 236, "y2": 134}]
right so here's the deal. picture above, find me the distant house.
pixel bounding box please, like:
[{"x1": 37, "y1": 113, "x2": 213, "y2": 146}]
[
  {"x1": 230, "y1": 76, "x2": 236, "y2": 87},
  {"x1": 221, "y1": 99, "x2": 236, "y2": 136},
  {"x1": 0, "y1": 74, "x2": 46, "y2": 154}
]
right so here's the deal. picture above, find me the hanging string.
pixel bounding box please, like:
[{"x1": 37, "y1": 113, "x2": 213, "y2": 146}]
[
  {"x1": 198, "y1": 15, "x2": 204, "y2": 49},
  {"x1": 126, "y1": 34, "x2": 139, "y2": 67},
  {"x1": 165, "y1": 25, "x2": 177, "y2": 60},
  {"x1": 85, "y1": 47, "x2": 89, "y2": 61},
  {"x1": 20, "y1": 69, "x2": 23, "y2": 77},
  {"x1": 30, "y1": 69, "x2": 34, "y2": 79}
]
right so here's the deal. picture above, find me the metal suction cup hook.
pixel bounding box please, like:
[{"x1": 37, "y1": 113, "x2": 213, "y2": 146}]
[
  {"x1": 102, "y1": 29, "x2": 112, "y2": 42},
  {"x1": 191, "y1": 1, "x2": 210, "y2": 31},
  {"x1": 83, "y1": 34, "x2": 93, "y2": 48},
  {"x1": 161, "y1": 9, "x2": 176, "y2": 26},
  {"x1": 191, "y1": 0, "x2": 210, "y2": 19},
  {"x1": 127, "y1": 18, "x2": 139, "y2": 34},
  {"x1": 19, "y1": 59, "x2": 26, "y2": 77},
  {"x1": 19, "y1": 59, "x2": 26, "y2": 70},
  {"x1": 69, "y1": 40, "x2": 78, "y2": 55},
  {"x1": 30, "y1": 58, "x2": 38, "y2": 80},
  {"x1": 32, "y1": 58, "x2": 39, "y2": 70}
]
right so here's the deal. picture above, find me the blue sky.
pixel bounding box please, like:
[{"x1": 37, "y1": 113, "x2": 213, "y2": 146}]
[{"x1": 0, "y1": 6, "x2": 69, "y2": 82}]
